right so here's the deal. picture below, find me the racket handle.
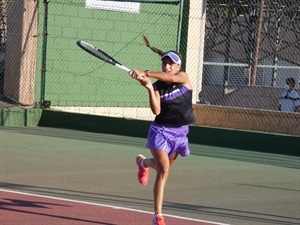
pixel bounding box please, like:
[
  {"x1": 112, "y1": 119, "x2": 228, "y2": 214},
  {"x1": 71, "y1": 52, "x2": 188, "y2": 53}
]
[{"x1": 115, "y1": 64, "x2": 131, "y2": 72}]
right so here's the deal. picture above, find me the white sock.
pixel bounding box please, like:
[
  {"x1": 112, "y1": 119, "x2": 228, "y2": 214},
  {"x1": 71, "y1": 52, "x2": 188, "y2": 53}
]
[
  {"x1": 140, "y1": 159, "x2": 146, "y2": 168},
  {"x1": 155, "y1": 213, "x2": 163, "y2": 218}
]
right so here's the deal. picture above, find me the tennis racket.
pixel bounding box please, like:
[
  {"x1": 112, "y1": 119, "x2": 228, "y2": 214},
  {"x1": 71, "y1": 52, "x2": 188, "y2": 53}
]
[{"x1": 77, "y1": 40, "x2": 131, "y2": 72}]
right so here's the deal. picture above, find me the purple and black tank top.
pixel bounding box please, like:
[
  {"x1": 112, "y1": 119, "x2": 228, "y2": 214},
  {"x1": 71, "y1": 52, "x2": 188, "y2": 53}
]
[{"x1": 153, "y1": 80, "x2": 196, "y2": 127}]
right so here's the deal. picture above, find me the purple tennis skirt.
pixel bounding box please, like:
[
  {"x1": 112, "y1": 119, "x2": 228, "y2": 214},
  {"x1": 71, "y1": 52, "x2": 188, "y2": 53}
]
[{"x1": 146, "y1": 122, "x2": 190, "y2": 157}]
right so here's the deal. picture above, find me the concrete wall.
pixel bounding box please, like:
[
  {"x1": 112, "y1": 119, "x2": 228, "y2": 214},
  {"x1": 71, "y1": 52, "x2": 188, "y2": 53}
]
[
  {"x1": 185, "y1": 0, "x2": 206, "y2": 103},
  {"x1": 210, "y1": 86, "x2": 287, "y2": 110},
  {"x1": 193, "y1": 104, "x2": 300, "y2": 136},
  {"x1": 3, "y1": 0, "x2": 38, "y2": 105},
  {"x1": 0, "y1": 107, "x2": 42, "y2": 126}
]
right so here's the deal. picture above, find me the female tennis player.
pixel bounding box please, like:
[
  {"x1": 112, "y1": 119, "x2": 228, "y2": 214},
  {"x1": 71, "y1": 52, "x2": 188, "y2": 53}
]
[{"x1": 129, "y1": 51, "x2": 196, "y2": 225}]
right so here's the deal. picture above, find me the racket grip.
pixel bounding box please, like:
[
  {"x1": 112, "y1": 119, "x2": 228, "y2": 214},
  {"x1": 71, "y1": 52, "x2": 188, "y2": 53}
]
[{"x1": 115, "y1": 64, "x2": 131, "y2": 72}]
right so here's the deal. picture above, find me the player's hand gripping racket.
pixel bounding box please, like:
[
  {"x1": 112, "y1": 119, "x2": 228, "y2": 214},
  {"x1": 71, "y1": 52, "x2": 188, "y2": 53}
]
[{"x1": 77, "y1": 40, "x2": 131, "y2": 72}]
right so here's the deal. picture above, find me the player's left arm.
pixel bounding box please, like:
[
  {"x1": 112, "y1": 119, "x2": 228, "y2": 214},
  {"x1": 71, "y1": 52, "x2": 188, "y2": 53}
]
[
  {"x1": 146, "y1": 71, "x2": 188, "y2": 84},
  {"x1": 137, "y1": 70, "x2": 193, "y2": 90},
  {"x1": 130, "y1": 70, "x2": 188, "y2": 85}
]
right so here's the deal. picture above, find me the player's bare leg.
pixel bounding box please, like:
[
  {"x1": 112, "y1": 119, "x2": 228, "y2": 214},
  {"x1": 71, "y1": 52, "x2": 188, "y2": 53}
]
[{"x1": 150, "y1": 150, "x2": 170, "y2": 216}]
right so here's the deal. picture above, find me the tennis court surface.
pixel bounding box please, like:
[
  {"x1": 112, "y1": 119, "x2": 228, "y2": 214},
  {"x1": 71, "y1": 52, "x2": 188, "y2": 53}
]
[{"x1": 0, "y1": 126, "x2": 299, "y2": 225}]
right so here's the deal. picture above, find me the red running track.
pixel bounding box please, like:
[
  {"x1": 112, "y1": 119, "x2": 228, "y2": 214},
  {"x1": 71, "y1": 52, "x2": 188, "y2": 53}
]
[{"x1": 0, "y1": 190, "x2": 227, "y2": 225}]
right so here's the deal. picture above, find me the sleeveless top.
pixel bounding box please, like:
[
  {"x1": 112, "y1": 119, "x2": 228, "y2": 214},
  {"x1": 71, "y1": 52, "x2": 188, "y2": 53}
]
[{"x1": 153, "y1": 80, "x2": 196, "y2": 127}]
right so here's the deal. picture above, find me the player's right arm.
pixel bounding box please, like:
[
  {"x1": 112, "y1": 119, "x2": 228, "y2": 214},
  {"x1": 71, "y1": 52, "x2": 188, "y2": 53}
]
[
  {"x1": 135, "y1": 75, "x2": 161, "y2": 115},
  {"x1": 147, "y1": 85, "x2": 161, "y2": 115}
]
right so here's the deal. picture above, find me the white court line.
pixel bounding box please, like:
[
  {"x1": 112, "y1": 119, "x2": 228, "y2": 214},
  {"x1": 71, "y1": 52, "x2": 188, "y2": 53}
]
[{"x1": 0, "y1": 188, "x2": 230, "y2": 225}]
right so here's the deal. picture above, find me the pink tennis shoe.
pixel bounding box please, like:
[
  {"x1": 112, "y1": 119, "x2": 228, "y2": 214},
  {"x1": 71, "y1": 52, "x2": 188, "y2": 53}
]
[
  {"x1": 135, "y1": 154, "x2": 149, "y2": 186},
  {"x1": 152, "y1": 215, "x2": 166, "y2": 225}
]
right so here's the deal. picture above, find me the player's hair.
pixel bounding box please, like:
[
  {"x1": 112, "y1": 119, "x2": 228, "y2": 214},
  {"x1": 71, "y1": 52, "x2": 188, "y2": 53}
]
[
  {"x1": 286, "y1": 77, "x2": 295, "y2": 86},
  {"x1": 143, "y1": 35, "x2": 182, "y2": 60},
  {"x1": 143, "y1": 35, "x2": 164, "y2": 56}
]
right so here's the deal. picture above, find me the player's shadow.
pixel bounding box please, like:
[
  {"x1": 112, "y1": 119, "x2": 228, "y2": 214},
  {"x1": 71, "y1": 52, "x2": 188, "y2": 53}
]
[
  {"x1": 0, "y1": 198, "x2": 68, "y2": 208},
  {"x1": 0, "y1": 197, "x2": 117, "y2": 225},
  {"x1": 1, "y1": 182, "x2": 299, "y2": 225}
]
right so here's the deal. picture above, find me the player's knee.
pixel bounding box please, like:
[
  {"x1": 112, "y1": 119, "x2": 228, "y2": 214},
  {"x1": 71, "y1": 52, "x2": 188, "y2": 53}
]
[{"x1": 156, "y1": 165, "x2": 170, "y2": 179}]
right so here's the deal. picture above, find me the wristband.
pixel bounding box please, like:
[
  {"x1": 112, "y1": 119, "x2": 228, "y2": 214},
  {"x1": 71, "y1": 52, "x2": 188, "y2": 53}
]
[{"x1": 144, "y1": 70, "x2": 150, "y2": 77}]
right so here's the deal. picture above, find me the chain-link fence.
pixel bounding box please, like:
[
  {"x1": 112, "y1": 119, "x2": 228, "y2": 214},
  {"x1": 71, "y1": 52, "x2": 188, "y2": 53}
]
[
  {"x1": 0, "y1": 0, "x2": 38, "y2": 107},
  {"x1": 203, "y1": 0, "x2": 300, "y2": 106},
  {"x1": 1, "y1": 0, "x2": 300, "y2": 135},
  {"x1": 36, "y1": 0, "x2": 182, "y2": 109}
]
